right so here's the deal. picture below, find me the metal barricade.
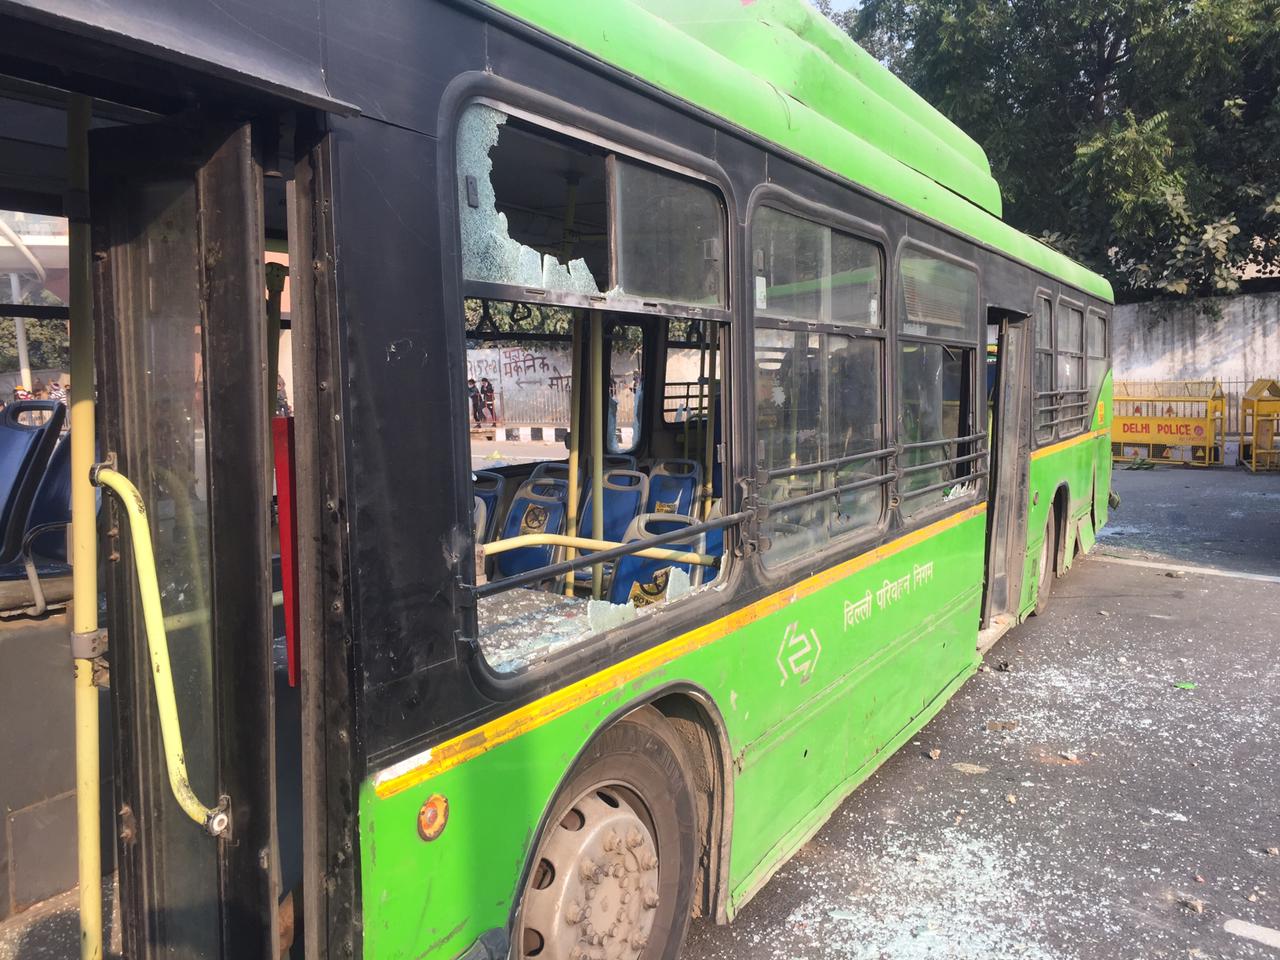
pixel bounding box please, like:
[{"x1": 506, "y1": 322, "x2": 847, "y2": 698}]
[
  {"x1": 1111, "y1": 380, "x2": 1225, "y2": 466},
  {"x1": 1241, "y1": 378, "x2": 1280, "y2": 472}
]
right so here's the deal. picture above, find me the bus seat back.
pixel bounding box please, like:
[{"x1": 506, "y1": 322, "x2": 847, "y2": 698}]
[
  {"x1": 472, "y1": 470, "x2": 505, "y2": 542},
  {"x1": 0, "y1": 401, "x2": 66, "y2": 565},
  {"x1": 495, "y1": 478, "x2": 569, "y2": 579},
  {"x1": 608, "y1": 513, "x2": 705, "y2": 606},
  {"x1": 646, "y1": 459, "x2": 701, "y2": 517}
]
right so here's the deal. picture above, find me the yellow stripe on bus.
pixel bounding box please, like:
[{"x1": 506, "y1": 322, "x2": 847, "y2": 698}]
[
  {"x1": 1029, "y1": 427, "x2": 1108, "y2": 461},
  {"x1": 373, "y1": 502, "x2": 988, "y2": 799}
]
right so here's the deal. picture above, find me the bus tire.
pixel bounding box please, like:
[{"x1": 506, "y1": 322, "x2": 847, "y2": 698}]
[
  {"x1": 1034, "y1": 511, "x2": 1056, "y2": 616},
  {"x1": 515, "y1": 716, "x2": 698, "y2": 960}
]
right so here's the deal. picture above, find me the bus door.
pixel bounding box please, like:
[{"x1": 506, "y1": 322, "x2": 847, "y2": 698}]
[
  {"x1": 91, "y1": 118, "x2": 280, "y2": 958},
  {"x1": 981, "y1": 309, "x2": 1031, "y2": 629}
]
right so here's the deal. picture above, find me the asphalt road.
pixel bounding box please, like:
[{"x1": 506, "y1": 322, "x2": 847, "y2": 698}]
[
  {"x1": 471, "y1": 436, "x2": 567, "y2": 471},
  {"x1": 682, "y1": 466, "x2": 1280, "y2": 960},
  {"x1": 1098, "y1": 467, "x2": 1280, "y2": 576}
]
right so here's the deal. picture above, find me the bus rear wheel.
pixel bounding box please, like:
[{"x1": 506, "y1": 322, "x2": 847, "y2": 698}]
[
  {"x1": 516, "y1": 715, "x2": 698, "y2": 960},
  {"x1": 1034, "y1": 511, "x2": 1056, "y2": 616}
]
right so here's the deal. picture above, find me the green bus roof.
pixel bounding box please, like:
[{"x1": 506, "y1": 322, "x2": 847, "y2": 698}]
[{"x1": 483, "y1": 0, "x2": 1114, "y2": 304}]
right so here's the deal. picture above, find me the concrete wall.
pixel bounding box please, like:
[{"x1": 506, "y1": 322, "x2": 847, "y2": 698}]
[{"x1": 1112, "y1": 291, "x2": 1280, "y2": 383}]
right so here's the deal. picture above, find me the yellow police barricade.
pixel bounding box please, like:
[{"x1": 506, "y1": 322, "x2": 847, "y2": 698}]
[
  {"x1": 1111, "y1": 380, "x2": 1225, "y2": 466},
  {"x1": 1241, "y1": 378, "x2": 1280, "y2": 472}
]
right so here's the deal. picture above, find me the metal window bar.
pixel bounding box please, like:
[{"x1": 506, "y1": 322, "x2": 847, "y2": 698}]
[
  {"x1": 899, "y1": 448, "x2": 988, "y2": 476},
  {"x1": 1041, "y1": 417, "x2": 1089, "y2": 431},
  {"x1": 763, "y1": 472, "x2": 894, "y2": 512},
  {"x1": 899, "y1": 469, "x2": 989, "y2": 499},
  {"x1": 468, "y1": 511, "x2": 749, "y2": 599},
  {"x1": 766, "y1": 446, "x2": 895, "y2": 481},
  {"x1": 897, "y1": 430, "x2": 988, "y2": 493},
  {"x1": 899, "y1": 430, "x2": 987, "y2": 451},
  {"x1": 663, "y1": 379, "x2": 709, "y2": 420}
]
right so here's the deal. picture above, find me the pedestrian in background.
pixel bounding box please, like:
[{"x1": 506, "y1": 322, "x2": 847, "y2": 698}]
[
  {"x1": 480, "y1": 377, "x2": 497, "y2": 423},
  {"x1": 467, "y1": 378, "x2": 483, "y2": 424}
]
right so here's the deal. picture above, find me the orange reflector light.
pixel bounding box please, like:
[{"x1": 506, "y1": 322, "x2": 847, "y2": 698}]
[{"x1": 417, "y1": 794, "x2": 449, "y2": 841}]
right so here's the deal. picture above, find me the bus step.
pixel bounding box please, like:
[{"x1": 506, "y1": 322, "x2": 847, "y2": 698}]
[{"x1": 977, "y1": 614, "x2": 1015, "y2": 656}]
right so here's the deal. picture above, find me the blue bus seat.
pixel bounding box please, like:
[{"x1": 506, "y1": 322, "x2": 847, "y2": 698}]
[
  {"x1": 0, "y1": 401, "x2": 67, "y2": 568},
  {"x1": 608, "y1": 513, "x2": 706, "y2": 607},
  {"x1": 646, "y1": 459, "x2": 702, "y2": 517},
  {"x1": 530, "y1": 461, "x2": 575, "y2": 484},
  {"x1": 602, "y1": 453, "x2": 637, "y2": 472},
  {"x1": 573, "y1": 469, "x2": 648, "y2": 586},
  {"x1": 494, "y1": 478, "x2": 569, "y2": 581},
  {"x1": 472, "y1": 470, "x2": 505, "y2": 542},
  {"x1": 25, "y1": 431, "x2": 73, "y2": 563},
  {"x1": 531, "y1": 454, "x2": 633, "y2": 477}
]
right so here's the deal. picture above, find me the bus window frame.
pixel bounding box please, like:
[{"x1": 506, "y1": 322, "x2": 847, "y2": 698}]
[
  {"x1": 745, "y1": 185, "x2": 893, "y2": 580},
  {"x1": 1054, "y1": 293, "x2": 1088, "y2": 437},
  {"x1": 891, "y1": 238, "x2": 987, "y2": 527},
  {"x1": 1085, "y1": 305, "x2": 1110, "y2": 399},
  {"x1": 1032, "y1": 288, "x2": 1057, "y2": 446},
  {"x1": 438, "y1": 73, "x2": 746, "y2": 701}
]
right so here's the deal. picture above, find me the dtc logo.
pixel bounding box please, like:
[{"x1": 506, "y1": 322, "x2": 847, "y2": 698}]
[{"x1": 776, "y1": 621, "x2": 821, "y2": 686}]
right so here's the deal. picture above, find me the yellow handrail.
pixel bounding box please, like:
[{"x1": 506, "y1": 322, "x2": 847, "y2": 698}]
[
  {"x1": 482, "y1": 533, "x2": 715, "y2": 567},
  {"x1": 92, "y1": 466, "x2": 230, "y2": 836}
]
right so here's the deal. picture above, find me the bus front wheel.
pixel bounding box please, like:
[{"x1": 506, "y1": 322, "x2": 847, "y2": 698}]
[
  {"x1": 516, "y1": 714, "x2": 698, "y2": 960},
  {"x1": 1034, "y1": 511, "x2": 1056, "y2": 616}
]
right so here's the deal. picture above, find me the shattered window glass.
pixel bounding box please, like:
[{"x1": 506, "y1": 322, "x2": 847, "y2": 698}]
[{"x1": 457, "y1": 104, "x2": 609, "y2": 297}]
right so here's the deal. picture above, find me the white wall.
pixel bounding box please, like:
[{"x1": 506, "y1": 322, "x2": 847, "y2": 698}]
[{"x1": 1112, "y1": 291, "x2": 1280, "y2": 383}]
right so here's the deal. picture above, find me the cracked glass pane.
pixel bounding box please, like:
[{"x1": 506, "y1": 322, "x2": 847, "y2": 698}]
[{"x1": 457, "y1": 104, "x2": 608, "y2": 296}]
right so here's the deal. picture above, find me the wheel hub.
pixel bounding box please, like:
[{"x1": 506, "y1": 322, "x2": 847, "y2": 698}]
[{"x1": 520, "y1": 789, "x2": 660, "y2": 960}]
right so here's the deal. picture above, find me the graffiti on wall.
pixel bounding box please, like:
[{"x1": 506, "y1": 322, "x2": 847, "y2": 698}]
[{"x1": 467, "y1": 346, "x2": 641, "y2": 427}]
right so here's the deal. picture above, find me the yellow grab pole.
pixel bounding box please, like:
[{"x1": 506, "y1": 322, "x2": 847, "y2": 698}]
[
  {"x1": 67, "y1": 93, "x2": 102, "y2": 960},
  {"x1": 563, "y1": 312, "x2": 582, "y2": 597},
  {"x1": 590, "y1": 310, "x2": 604, "y2": 599},
  {"x1": 93, "y1": 466, "x2": 230, "y2": 837}
]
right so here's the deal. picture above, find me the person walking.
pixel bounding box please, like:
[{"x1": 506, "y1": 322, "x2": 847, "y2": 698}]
[
  {"x1": 479, "y1": 377, "x2": 497, "y2": 423},
  {"x1": 467, "y1": 378, "x2": 483, "y2": 425}
]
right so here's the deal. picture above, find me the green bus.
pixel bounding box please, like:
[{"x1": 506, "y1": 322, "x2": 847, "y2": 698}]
[{"x1": 0, "y1": 0, "x2": 1111, "y2": 958}]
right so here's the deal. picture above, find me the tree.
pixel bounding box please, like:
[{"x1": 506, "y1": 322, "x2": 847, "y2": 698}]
[
  {"x1": 833, "y1": 0, "x2": 1280, "y2": 299},
  {"x1": 0, "y1": 286, "x2": 69, "y2": 375}
]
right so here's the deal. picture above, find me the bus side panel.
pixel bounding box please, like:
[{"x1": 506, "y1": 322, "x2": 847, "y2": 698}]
[
  {"x1": 725, "y1": 511, "x2": 984, "y2": 908},
  {"x1": 356, "y1": 511, "x2": 985, "y2": 959}
]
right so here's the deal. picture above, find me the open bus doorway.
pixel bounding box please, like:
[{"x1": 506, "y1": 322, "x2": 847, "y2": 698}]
[
  {"x1": 980, "y1": 309, "x2": 1032, "y2": 644},
  {"x1": 89, "y1": 115, "x2": 297, "y2": 959}
]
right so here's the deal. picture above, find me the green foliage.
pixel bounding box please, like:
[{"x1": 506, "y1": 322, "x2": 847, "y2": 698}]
[
  {"x1": 836, "y1": 0, "x2": 1280, "y2": 299},
  {"x1": 0, "y1": 287, "x2": 69, "y2": 376}
]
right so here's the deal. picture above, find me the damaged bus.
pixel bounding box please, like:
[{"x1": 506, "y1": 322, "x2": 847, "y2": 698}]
[{"x1": 0, "y1": 0, "x2": 1111, "y2": 958}]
